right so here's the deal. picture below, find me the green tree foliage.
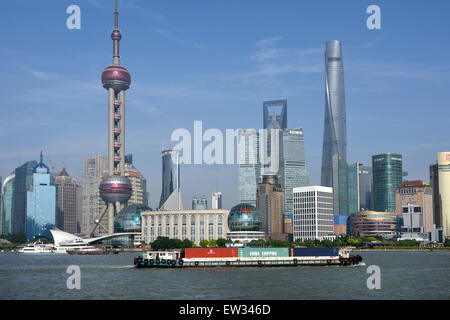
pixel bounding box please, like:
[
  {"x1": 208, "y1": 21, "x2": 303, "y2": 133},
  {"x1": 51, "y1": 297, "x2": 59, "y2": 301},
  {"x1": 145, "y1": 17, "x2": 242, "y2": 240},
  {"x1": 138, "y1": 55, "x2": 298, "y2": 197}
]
[
  {"x1": 208, "y1": 239, "x2": 217, "y2": 247},
  {"x1": 199, "y1": 240, "x2": 209, "y2": 248},
  {"x1": 444, "y1": 239, "x2": 450, "y2": 247},
  {"x1": 216, "y1": 238, "x2": 228, "y2": 247},
  {"x1": 0, "y1": 233, "x2": 26, "y2": 244},
  {"x1": 150, "y1": 237, "x2": 195, "y2": 250}
]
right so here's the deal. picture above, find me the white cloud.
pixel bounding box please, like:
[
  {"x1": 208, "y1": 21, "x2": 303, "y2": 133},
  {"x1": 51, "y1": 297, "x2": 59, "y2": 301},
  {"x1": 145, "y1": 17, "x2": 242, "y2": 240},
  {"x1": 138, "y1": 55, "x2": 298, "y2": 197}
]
[{"x1": 30, "y1": 69, "x2": 60, "y2": 80}]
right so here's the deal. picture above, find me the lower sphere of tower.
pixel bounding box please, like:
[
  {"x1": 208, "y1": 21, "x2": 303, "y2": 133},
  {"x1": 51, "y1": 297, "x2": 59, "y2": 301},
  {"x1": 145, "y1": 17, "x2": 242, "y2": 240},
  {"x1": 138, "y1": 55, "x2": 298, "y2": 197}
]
[{"x1": 99, "y1": 175, "x2": 132, "y2": 204}]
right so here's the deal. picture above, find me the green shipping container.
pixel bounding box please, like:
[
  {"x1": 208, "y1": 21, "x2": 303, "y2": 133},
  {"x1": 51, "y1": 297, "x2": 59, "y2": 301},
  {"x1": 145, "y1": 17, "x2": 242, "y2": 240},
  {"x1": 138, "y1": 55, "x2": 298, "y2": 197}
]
[{"x1": 238, "y1": 248, "x2": 289, "y2": 258}]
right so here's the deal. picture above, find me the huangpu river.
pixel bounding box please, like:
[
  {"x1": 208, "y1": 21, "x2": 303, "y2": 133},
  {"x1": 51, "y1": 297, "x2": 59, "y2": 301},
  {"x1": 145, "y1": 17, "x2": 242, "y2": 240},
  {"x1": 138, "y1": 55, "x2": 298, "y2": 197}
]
[{"x1": 0, "y1": 251, "x2": 449, "y2": 300}]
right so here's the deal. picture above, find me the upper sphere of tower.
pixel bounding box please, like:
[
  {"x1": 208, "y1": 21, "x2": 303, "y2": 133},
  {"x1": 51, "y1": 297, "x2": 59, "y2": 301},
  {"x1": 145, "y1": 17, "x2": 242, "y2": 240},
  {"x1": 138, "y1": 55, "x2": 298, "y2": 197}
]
[
  {"x1": 111, "y1": 29, "x2": 122, "y2": 41},
  {"x1": 101, "y1": 64, "x2": 131, "y2": 91}
]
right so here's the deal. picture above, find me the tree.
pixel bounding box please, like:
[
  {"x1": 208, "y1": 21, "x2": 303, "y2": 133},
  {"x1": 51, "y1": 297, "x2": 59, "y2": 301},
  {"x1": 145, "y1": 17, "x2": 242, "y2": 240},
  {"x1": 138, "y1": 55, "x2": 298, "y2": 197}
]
[
  {"x1": 304, "y1": 240, "x2": 315, "y2": 247},
  {"x1": 199, "y1": 240, "x2": 209, "y2": 248},
  {"x1": 320, "y1": 239, "x2": 333, "y2": 247},
  {"x1": 216, "y1": 238, "x2": 228, "y2": 247},
  {"x1": 182, "y1": 239, "x2": 194, "y2": 248},
  {"x1": 444, "y1": 239, "x2": 450, "y2": 247},
  {"x1": 208, "y1": 239, "x2": 217, "y2": 247},
  {"x1": 150, "y1": 237, "x2": 171, "y2": 250},
  {"x1": 0, "y1": 233, "x2": 26, "y2": 244}
]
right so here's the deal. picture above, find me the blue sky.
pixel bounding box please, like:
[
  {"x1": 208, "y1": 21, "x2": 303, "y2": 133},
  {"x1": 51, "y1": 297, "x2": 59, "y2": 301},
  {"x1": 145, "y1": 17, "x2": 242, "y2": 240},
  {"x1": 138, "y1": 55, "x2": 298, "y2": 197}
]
[{"x1": 1, "y1": 0, "x2": 449, "y2": 209}]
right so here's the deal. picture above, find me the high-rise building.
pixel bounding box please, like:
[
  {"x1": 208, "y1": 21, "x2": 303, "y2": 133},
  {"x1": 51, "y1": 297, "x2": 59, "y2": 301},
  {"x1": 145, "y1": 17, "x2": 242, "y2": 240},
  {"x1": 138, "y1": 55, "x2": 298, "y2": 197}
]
[
  {"x1": 321, "y1": 40, "x2": 347, "y2": 189},
  {"x1": 438, "y1": 152, "x2": 450, "y2": 238},
  {"x1": 430, "y1": 163, "x2": 441, "y2": 228},
  {"x1": 263, "y1": 99, "x2": 287, "y2": 129},
  {"x1": 359, "y1": 165, "x2": 373, "y2": 211},
  {"x1": 238, "y1": 129, "x2": 261, "y2": 207},
  {"x1": 124, "y1": 154, "x2": 148, "y2": 206},
  {"x1": 1, "y1": 173, "x2": 15, "y2": 235},
  {"x1": 279, "y1": 128, "x2": 309, "y2": 217},
  {"x1": 81, "y1": 154, "x2": 108, "y2": 235},
  {"x1": 54, "y1": 168, "x2": 81, "y2": 234},
  {"x1": 347, "y1": 163, "x2": 373, "y2": 214},
  {"x1": 159, "y1": 149, "x2": 182, "y2": 210},
  {"x1": 192, "y1": 197, "x2": 207, "y2": 210},
  {"x1": 13, "y1": 160, "x2": 37, "y2": 234},
  {"x1": 257, "y1": 174, "x2": 285, "y2": 240},
  {"x1": 211, "y1": 192, "x2": 222, "y2": 210},
  {"x1": 395, "y1": 180, "x2": 433, "y2": 235},
  {"x1": 26, "y1": 152, "x2": 56, "y2": 241},
  {"x1": 293, "y1": 186, "x2": 334, "y2": 241},
  {"x1": 334, "y1": 155, "x2": 349, "y2": 216},
  {"x1": 372, "y1": 153, "x2": 403, "y2": 212},
  {"x1": 321, "y1": 40, "x2": 347, "y2": 218},
  {"x1": 347, "y1": 162, "x2": 360, "y2": 215}
]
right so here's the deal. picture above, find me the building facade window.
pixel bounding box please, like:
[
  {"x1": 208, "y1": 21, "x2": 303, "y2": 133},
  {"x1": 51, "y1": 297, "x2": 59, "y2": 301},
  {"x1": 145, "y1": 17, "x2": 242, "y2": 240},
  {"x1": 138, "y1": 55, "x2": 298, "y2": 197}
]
[{"x1": 182, "y1": 215, "x2": 187, "y2": 239}]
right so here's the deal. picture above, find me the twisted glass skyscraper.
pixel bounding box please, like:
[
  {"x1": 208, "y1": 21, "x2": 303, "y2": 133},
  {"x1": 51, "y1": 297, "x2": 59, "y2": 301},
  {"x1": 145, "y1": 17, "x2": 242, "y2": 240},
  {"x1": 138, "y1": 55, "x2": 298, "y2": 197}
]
[
  {"x1": 321, "y1": 40, "x2": 347, "y2": 215},
  {"x1": 159, "y1": 149, "x2": 181, "y2": 210}
]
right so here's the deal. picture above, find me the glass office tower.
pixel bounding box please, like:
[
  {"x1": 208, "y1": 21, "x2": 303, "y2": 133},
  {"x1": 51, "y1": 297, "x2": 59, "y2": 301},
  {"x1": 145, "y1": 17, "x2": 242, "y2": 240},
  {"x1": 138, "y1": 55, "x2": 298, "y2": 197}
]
[
  {"x1": 263, "y1": 99, "x2": 287, "y2": 129},
  {"x1": 26, "y1": 155, "x2": 56, "y2": 241},
  {"x1": 159, "y1": 149, "x2": 180, "y2": 209},
  {"x1": 430, "y1": 163, "x2": 441, "y2": 229},
  {"x1": 347, "y1": 163, "x2": 360, "y2": 215},
  {"x1": 359, "y1": 165, "x2": 373, "y2": 211},
  {"x1": 321, "y1": 40, "x2": 347, "y2": 189},
  {"x1": 372, "y1": 153, "x2": 403, "y2": 213},
  {"x1": 280, "y1": 128, "x2": 310, "y2": 216},
  {"x1": 238, "y1": 129, "x2": 261, "y2": 207},
  {"x1": 13, "y1": 160, "x2": 37, "y2": 234},
  {"x1": 1, "y1": 173, "x2": 15, "y2": 235}
]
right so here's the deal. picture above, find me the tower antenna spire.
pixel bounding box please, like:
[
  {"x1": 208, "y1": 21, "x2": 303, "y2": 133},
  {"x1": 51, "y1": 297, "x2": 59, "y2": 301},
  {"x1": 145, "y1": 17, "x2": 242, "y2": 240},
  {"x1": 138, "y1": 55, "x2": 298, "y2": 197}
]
[
  {"x1": 114, "y1": 0, "x2": 119, "y2": 29},
  {"x1": 111, "y1": 0, "x2": 121, "y2": 64}
]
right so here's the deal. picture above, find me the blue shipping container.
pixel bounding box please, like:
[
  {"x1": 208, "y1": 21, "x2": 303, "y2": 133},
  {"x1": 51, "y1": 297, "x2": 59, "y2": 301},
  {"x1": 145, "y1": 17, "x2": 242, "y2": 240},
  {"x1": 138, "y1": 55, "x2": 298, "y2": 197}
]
[{"x1": 292, "y1": 247, "x2": 339, "y2": 257}]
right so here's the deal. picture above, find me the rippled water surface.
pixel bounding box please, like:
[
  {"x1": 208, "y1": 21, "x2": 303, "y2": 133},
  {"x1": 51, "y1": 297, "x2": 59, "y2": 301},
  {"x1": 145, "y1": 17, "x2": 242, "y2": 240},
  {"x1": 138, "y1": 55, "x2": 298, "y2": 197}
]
[{"x1": 0, "y1": 251, "x2": 448, "y2": 299}]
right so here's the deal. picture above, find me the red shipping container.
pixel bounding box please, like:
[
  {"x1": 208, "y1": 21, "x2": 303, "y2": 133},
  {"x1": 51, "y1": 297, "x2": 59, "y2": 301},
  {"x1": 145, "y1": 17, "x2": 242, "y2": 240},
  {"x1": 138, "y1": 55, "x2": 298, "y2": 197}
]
[{"x1": 184, "y1": 248, "x2": 238, "y2": 259}]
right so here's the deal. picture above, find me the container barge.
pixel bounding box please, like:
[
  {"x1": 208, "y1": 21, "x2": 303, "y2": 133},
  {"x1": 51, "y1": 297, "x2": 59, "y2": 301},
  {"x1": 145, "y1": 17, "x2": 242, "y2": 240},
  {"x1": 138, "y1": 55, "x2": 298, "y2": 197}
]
[{"x1": 133, "y1": 247, "x2": 362, "y2": 268}]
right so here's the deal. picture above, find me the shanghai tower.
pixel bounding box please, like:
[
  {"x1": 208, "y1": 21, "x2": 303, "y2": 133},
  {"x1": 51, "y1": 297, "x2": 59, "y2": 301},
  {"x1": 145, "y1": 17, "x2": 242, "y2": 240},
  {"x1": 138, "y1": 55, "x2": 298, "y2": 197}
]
[{"x1": 321, "y1": 40, "x2": 348, "y2": 214}]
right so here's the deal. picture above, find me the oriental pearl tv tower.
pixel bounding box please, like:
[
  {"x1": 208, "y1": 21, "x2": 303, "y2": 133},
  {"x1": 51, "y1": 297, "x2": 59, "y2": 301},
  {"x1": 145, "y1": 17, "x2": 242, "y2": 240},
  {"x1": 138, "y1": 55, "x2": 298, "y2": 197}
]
[{"x1": 89, "y1": 0, "x2": 132, "y2": 236}]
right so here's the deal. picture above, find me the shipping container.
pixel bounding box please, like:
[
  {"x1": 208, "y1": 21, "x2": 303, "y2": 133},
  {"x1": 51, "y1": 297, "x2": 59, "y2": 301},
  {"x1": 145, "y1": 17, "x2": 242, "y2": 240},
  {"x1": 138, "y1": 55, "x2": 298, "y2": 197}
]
[
  {"x1": 238, "y1": 248, "x2": 290, "y2": 258},
  {"x1": 184, "y1": 248, "x2": 238, "y2": 259},
  {"x1": 291, "y1": 247, "x2": 339, "y2": 257}
]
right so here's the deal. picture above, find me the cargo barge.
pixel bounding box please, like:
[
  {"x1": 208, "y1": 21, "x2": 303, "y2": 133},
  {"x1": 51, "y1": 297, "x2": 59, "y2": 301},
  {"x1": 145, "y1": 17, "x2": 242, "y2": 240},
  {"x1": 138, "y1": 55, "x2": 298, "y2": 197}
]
[{"x1": 133, "y1": 247, "x2": 362, "y2": 268}]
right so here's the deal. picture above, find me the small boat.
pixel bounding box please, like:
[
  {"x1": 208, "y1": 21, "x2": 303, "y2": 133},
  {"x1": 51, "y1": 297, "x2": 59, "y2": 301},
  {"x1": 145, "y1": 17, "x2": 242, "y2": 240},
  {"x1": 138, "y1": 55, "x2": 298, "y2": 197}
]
[
  {"x1": 66, "y1": 245, "x2": 110, "y2": 255},
  {"x1": 17, "y1": 242, "x2": 56, "y2": 253}
]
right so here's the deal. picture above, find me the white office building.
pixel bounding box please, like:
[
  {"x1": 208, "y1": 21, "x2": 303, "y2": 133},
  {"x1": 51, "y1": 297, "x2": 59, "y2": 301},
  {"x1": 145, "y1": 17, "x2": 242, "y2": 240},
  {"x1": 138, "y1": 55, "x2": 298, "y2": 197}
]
[{"x1": 293, "y1": 186, "x2": 335, "y2": 241}]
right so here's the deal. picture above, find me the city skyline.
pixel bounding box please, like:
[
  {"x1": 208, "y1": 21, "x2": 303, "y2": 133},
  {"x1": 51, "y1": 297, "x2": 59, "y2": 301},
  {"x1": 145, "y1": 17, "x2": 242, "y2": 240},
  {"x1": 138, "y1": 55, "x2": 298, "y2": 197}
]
[{"x1": 1, "y1": 1, "x2": 450, "y2": 210}]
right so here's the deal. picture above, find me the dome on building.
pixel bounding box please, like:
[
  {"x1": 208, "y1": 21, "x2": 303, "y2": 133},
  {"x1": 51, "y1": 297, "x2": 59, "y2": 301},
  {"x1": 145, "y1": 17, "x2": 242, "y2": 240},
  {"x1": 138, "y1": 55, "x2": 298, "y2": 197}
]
[
  {"x1": 228, "y1": 203, "x2": 262, "y2": 232},
  {"x1": 114, "y1": 203, "x2": 151, "y2": 233}
]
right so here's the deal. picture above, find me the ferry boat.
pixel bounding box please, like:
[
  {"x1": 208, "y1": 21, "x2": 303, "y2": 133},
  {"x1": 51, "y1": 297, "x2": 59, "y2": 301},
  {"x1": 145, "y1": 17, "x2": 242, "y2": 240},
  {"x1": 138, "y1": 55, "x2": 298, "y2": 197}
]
[
  {"x1": 17, "y1": 242, "x2": 56, "y2": 254},
  {"x1": 133, "y1": 247, "x2": 363, "y2": 268},
  {"x1": 66, "y1": 246, "x2": 106, "y2": 255}
]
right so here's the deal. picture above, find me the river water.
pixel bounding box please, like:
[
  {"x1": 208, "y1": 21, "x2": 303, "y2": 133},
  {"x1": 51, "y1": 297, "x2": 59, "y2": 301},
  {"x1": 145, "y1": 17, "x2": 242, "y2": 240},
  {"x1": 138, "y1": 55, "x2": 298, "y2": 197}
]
[{"x1": 0, "y1": 251, "x2": 448, "y2": 300}]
